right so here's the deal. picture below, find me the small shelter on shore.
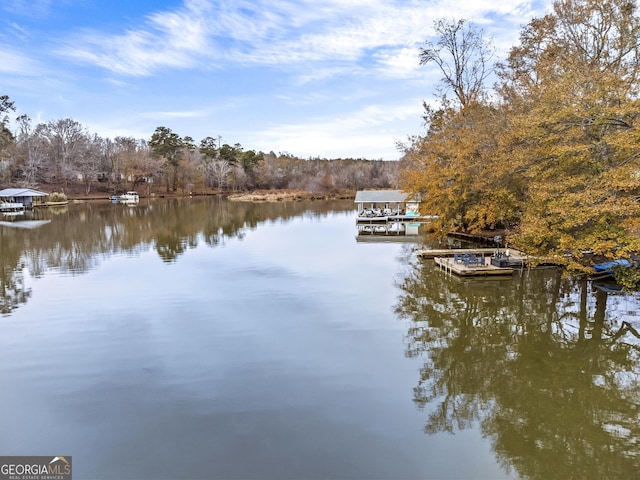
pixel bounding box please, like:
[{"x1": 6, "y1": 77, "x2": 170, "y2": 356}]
[{"x1": 0, "y1": 188, "x2": 48, "y2": 210}]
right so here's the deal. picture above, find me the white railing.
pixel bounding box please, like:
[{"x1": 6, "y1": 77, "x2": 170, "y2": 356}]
[{"x1": 0, "y1": 202, "x2": 25, "y2": 211}]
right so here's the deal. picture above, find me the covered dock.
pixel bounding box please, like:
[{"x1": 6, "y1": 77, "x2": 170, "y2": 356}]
[
  {"x1": 355, "y1": 189, "x2": 434, "y2": 236},
  {"x1": 0, "y1": 188, "x2": 48, "y2": 211},
  {"x1": 355, "y1": 189, "x2": 420, "y2": 219}
]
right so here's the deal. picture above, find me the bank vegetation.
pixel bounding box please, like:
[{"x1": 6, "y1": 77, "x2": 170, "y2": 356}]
[{"x1": 400, "y1": 0, "x2": 640, "y2": 276}]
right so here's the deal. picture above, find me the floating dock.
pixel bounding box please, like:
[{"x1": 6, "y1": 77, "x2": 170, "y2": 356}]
[
  {"x1": 434, "y1": 256, "x2": 515, "y2": 276},
  {"x1": 417, "y1": 248, "x2": 531, "y2": 277}
]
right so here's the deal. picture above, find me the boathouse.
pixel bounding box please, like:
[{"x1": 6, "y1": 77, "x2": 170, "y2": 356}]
[
  {"x1": 0, "y1": 188, "x2": 48, "y2": 211},
  {"x1": 355, "y1": 189, "x2": 425, "y2": 236},
  {"x1": 354, "y1": 189, "x2": 420, "y2": 217}
]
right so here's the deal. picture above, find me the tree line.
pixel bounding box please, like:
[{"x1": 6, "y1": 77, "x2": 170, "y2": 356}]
[
  {"x1": 0, "y1": 98, "x2": 398, "y2": 195},
  {"x1": 400, "y1": 0, "x2": 640, "y2": 270}
]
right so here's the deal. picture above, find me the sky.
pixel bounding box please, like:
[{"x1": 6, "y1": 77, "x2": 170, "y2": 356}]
[{"x1": 1, "y1": 0, "x2": 552, "y2": 160}]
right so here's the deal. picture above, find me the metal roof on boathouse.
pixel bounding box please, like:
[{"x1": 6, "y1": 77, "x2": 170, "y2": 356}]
[
  {"x1": 354, "y1": 190, "x2": 417, "y2": 204},
  {"x1": 0, "y1": 188, "x2": 48, "y2": 198}
]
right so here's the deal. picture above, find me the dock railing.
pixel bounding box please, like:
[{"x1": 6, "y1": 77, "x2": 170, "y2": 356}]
[{"x1": 1, "y1": 202, "x2": 25, "y2": 212}]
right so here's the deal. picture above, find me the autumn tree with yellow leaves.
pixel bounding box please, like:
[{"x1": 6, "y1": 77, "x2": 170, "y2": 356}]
[{"x1": 401, "y1": 0, "x2": 640, "y2": 269}]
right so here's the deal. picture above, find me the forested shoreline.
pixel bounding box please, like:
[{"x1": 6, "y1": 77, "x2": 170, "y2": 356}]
[
  {"x1": 0, "y1": 100, "x2": 399, "y2": 197},
  {"x1": 399, "y1": 0, "x2": 640, "y2": 278}
]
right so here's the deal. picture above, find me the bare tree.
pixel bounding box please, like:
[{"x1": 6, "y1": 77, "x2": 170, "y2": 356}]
[
  {"x1": 15, "y1": 115, "x2": 46, "y2": 186},
  {"x1": 419, "y1": 19, "x2": 495, "y2": 108},
  {"x1": 43, "y1": 118, "x2": 88, "y2": 189},
  {"x1": 211, "y1": 159, "x2": 231, "y2": 190},
  {"x1": 77, "y1": 134, "x2": 107, "y2": 194}
]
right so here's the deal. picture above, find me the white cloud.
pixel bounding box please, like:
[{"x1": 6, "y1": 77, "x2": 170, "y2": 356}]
[
  {"x1": 139, "y1": 109, "x2": 210, "y2": 120},
  {"x1": 0, "y1": 46, "x2": 40, "y2": 75},
  {"x1": 1, "y1": 0, "x2": 52, "y2": 17},
  {"x1": 7, "y1": 22, "x2": 30, "y2": 41},
  {"x1": 58, "y1": 0, "x2": 217, "y2": 76},
  {"x1": 254, "y1": 99, "x2": 423, "y2": 159},
  {"x1": 373, "y1": 47, "x2": 423, "y2": 79},
  {"x1": 53, "y1": 0, "x2": 551, "y2": 79}
]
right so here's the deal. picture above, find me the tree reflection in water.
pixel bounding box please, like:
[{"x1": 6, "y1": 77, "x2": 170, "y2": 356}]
[
  {"x1": 395, "y1": 257, "x2": 640, "y2": 479},
  {"x1": 0, "y1": 197, "x2": 353, "y2": 314}
]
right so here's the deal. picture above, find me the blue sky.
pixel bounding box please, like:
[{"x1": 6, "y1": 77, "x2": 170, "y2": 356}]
[{"x1": 1, "y1": 0, "x2": 551, "y2": 160}]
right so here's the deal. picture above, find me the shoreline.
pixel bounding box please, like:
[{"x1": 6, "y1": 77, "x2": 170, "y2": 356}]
[
  {"x1": 226, "y1": 189, "x2": 354, "y2": 202},
  {"x1": 47, "y1": 188, "x2": 355, "y2": 203}
]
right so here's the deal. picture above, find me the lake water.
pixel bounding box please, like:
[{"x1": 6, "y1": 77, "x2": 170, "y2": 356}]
[{"x1": 0, "y1": 197, "x2": 639, "y2": 480}]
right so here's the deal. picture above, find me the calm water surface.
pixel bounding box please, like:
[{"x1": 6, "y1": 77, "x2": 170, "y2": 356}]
[{"x1": 0, "y1": 197, "x2": 639, "y2": 480}]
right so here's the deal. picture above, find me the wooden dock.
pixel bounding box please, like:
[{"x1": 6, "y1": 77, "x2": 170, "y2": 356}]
[{"x1": 434, "y1": 256, "x2": 515, "y2": 276}]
